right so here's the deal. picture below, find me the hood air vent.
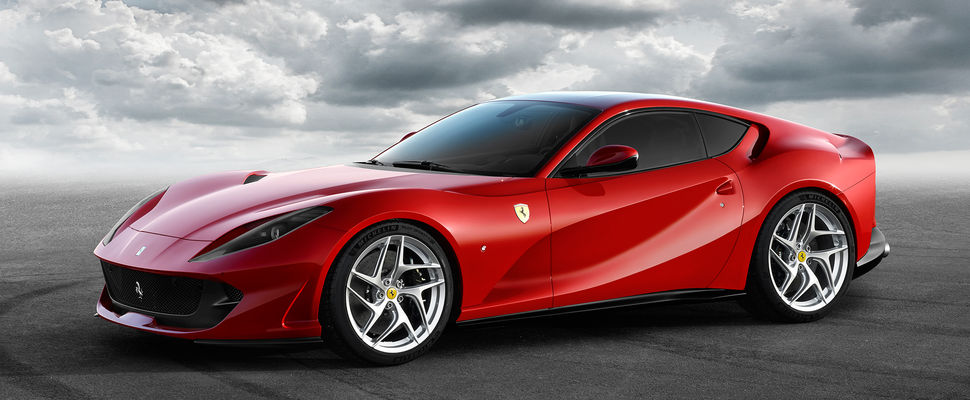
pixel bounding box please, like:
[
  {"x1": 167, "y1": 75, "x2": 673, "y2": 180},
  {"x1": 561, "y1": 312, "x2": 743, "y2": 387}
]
[{"x1": 243, "y1": 174, "x2": 266, "y2": 184}]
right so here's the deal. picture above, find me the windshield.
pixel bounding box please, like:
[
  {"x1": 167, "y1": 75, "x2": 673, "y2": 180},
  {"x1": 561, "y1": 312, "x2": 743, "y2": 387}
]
[{"x1": 373, "y1": 100, "x2": 599, "y2": 177}]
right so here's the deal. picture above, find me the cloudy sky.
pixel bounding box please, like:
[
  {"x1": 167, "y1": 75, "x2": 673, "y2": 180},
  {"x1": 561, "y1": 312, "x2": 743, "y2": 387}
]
[{"x1": 1, "y1": 0, "x2": 968, "y2": 178}]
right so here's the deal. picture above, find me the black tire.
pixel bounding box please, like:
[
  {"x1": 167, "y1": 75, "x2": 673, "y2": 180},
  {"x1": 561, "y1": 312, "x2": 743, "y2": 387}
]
[
  {"x1": 320, "y1": 221, "x2": 454, "y2": 365},
  {"x1": 742, "y1": 190, "x2": 856, "y2": 322}
]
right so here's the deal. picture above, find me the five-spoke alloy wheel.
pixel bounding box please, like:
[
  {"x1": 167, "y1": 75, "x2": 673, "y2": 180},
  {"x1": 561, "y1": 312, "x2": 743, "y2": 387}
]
[
  {"x1": 321, "y1": 221, "x2": 454, "y2": 365},
  {"x1": 744, "y1": 190, "x2": 856, "y2": 322}
]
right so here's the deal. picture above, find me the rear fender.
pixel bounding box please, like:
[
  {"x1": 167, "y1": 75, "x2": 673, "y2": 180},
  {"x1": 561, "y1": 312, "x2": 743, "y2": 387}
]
[{"x1": 707, "y1": 180, "x2": 856, "y2": 290}]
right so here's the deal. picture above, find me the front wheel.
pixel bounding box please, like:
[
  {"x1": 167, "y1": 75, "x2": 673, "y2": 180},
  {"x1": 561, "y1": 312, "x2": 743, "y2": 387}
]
[
  {"x1": 743, "y1": 191, "x2": 856, "y2": 322},
  {"x1": 320, "y1": 221, "x2": 454, "y2": 365}
]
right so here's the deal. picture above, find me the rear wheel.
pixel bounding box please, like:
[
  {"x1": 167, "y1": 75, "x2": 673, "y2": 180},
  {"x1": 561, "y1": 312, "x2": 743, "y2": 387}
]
[
  {"x1": 320, "y1": 221, "x2": 453, "y2": 365},
  {"x1": 743, "y1": 191, "x2": 855, "y2": 322}
]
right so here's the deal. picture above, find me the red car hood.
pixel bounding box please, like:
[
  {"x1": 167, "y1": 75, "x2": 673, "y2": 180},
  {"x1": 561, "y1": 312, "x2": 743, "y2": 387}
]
[{"x1": 129, "y1": 164, "x2": 533, "y2": 241}]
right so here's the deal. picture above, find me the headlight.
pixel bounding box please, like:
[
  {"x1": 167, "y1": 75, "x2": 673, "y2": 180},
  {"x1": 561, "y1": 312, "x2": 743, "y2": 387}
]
[
  {"x1": 102, "y1": 187, "x2": 168, "y2": 245},
  {"x1": 190, "y1": 206, "x2": 333, "y2": 262}
]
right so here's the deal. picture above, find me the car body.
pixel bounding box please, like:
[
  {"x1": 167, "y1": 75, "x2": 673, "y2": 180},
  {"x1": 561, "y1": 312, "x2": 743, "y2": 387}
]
[{"x1": 94, "y1": 91, "x2": 889, "y2": 363}]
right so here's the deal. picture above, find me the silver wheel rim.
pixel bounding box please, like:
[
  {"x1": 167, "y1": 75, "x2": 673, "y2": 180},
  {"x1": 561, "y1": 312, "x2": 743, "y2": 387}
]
[
  {"x1": 769, "y1": 203, "x2": 850, "y2": 312},
  {"x1": 344, "y1": 234, "x2": 447, "y2": 354}
]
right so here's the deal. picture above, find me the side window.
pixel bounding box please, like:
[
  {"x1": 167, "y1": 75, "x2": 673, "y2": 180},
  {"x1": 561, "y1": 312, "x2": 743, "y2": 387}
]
[
  {"x1": 560, "y1": 111, "x2": 706, "y2": 174},
  {"x1": 694, "y1": 113, "x2": 749, "y2": 156}
]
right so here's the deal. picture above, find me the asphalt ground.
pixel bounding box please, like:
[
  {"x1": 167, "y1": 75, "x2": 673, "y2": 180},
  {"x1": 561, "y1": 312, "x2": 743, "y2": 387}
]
[{"x1": 1, "y1": 176, "x2": 968, "y2": 399}]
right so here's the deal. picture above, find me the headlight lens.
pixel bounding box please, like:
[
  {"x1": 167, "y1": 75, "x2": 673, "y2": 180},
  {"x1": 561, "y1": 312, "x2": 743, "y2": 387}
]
[
  {"x1": 190, "y1": 206, "x2": 333, "y2": 262},
  {"x1": 102, "y1": 187, "x2": 168, "y2": 245}
]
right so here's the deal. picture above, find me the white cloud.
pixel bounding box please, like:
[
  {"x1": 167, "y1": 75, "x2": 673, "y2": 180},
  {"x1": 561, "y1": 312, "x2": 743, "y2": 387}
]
[
  {"x1": 616, "y1": 31, "x2": 704, "y2": 61},
  {"x1": 4, "y1": 0, "x2": 322, "y2": 127},
  {"x1": 504, "y1": 60, "x2": 597, "y2": 94},
  {"x1": 0, "y1": 0, "x2": 968, "y2": 179},
  {"x1": 558, "y1": 32, "x2": 592, "y2": 51},
  {"x1": 451, "y1": 26, "x2": 509, "y2": 55},
  {"x1": 0, "y1": 62, "x2": 16, "y2": 85},
  {"x1": 338, "y1": 13, "x2": 400, "y2": 44},
  {"x1": 44, "y1": 28, "x2": 101, "y2": 52},
  {"x1": 211, "y1": 1, "x2": 329, "y2": 49}
]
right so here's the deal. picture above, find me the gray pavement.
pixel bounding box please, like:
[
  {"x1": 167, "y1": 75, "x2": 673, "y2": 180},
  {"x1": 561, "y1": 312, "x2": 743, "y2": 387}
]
[{"x1": 1, "y1": 177, "x2": 968, "y2": 399}]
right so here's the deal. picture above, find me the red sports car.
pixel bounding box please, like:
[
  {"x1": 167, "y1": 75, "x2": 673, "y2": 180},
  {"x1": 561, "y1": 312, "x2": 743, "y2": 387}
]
[{"x1": 95, "y1": 91, "x2": 889, "y2": 364}]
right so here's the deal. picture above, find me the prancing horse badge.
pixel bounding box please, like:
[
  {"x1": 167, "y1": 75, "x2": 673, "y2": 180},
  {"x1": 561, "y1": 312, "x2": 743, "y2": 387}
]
[{"x1": 514, "y1": 203, "x2": 530, "y2": 223}]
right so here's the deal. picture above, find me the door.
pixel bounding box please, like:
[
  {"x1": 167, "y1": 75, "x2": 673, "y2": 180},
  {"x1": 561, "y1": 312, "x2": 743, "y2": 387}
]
[{"x1": 547, "y1": 111, "x2": 743, "y2": 307}]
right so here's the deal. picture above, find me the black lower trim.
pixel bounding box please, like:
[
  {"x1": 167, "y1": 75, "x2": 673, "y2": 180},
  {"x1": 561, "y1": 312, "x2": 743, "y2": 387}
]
[
  {"x1": 101, "y1": 261, "x2": 243, "y2": 329},
  {"x1": 854, "y1": 226, "x2": 890, "y2": 279},
  {"x1": 456, "y1": 289, "x2": 745, "y2": 326},
  {"x1": 194, "y1": 337, "x2": 323, "y2": 347}
]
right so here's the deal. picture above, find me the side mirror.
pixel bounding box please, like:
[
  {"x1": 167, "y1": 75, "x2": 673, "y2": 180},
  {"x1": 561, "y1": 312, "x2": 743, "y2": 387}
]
[
  {"x1": 399, "y1": 131, "x2": 417, "y2": 142},
  {"x1": 560, "y1": 145, "x2": 638, "y2": 177}
]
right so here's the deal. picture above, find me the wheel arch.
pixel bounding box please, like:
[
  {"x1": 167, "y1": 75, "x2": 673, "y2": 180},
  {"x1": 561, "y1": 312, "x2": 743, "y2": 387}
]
[
  {"x1": 781, "y1": 183, "x2": 855, "y2": 228},
  {"x1": 786, "y1": 182, "x2": 865, "y2": 258},
  {"x1": 708, "y1": 179, "x2": 859, "y2": 290},
  {"x1": 314, "y1": 213, "x2": 464, "y2": 326},
  {"x1": 391, "y1": 218, "x2": 464, "y2": 323},
  {"x1": 759, "y1": 181, "x2": 860, "y2": 260},
  {"x1": 758, "y1": 185, "x2": 859, "y2": 259}
]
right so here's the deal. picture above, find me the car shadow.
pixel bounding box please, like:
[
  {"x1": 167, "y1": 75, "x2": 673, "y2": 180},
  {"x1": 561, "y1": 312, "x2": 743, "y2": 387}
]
[
  {"x1": 3, "y1": 281, "x2": 873, "y2": 382},
  {"x1": 86, "y1": 298, "x2": 769, "y2": 372},
  {"x1": 438, "y1": 299, "x2": 762, "y2": 351}
]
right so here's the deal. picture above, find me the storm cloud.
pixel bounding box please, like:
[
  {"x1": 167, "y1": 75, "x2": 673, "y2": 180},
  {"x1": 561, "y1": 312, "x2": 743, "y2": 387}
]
[
  {"x1": 1, "y1": 0, "x2": 969, "y2": 178},
  {"x1": 430, "y1": 0, "x2": 664, "y2": 30},
  {"x1": 692, "y1": 0, "x2": 970, "y2": 104}
]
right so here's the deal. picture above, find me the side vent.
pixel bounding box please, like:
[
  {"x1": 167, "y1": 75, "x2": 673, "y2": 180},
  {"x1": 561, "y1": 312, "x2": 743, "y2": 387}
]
[
  {"x1": 748, "y1": 123, "x2": 770, "y2": 160},
  {"x1": 243, "y1": 174, "x2": 266, "y2": 184}
]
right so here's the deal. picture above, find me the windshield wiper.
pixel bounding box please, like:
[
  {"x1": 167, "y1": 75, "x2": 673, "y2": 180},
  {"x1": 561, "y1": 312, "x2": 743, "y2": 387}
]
[
  {"x1": 391, "y1": 160, "x2": 466, "y2": 173},
  {"x1": 358, "y1": 159, "x2": 385, "y2": 166}
]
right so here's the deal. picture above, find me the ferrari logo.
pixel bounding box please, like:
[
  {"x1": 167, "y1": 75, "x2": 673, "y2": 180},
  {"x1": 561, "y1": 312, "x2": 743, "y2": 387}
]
[
  {"x1": 514, "y1": 203, "x2": 530, "y2": 223},
  {"x1": 135, "y1": 281, "x2": 144, "y2": 300},
  {"x1": 797, "y1": 251, "x2": 807, "y2": 263},
  {"x1": 386, "y1": 288, "x2": 398, "y2": 300}
]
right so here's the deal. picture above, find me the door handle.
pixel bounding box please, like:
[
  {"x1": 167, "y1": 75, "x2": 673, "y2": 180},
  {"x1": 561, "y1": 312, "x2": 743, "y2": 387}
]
[{"x1": 716, "y1": 179, "x2": 735, "y2": 195}]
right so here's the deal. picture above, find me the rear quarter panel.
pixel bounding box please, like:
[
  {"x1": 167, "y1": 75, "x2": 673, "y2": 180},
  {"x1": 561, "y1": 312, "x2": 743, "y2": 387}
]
[
  {"x1": 534, "y1": 97, "x2": 876, "y2": 292},
  {"x1": 705, "y1": 113, "x2": 876, "y2": 289},
  {"x1": 536, "y1": 98, "x2": 876, "y2": 291}
]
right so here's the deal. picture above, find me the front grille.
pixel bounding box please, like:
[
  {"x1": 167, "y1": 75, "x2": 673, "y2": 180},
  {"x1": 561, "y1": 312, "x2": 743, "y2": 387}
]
[{"x1": 101, "y1": 261, "x2": 203, "y2": 315}]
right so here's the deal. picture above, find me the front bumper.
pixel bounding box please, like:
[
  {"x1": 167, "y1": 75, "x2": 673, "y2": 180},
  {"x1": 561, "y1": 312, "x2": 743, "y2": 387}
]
[
  {"x1": 94, "y1": 223, "x2": 345, "y2": 340},
  {"x1": 854, "y1": 226, "x2": 889, "y2": 279},
  {"x1": 99, "y1": 260, "x2": 244, "y2": 329}
]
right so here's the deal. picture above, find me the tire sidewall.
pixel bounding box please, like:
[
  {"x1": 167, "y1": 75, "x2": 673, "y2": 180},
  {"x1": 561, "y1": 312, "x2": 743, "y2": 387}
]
[
  {"x1": 321, "y1": 221, "x2": 454, "y2": 365},
  {"x1": 749, "y1": 190, "x2": 856, "y2": 321}
]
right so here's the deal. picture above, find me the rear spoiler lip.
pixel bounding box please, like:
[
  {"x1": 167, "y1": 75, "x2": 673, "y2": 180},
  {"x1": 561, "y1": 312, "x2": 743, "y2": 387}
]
[{"x1": 830, "y1": 133, "x2": 875, "y2": 160}]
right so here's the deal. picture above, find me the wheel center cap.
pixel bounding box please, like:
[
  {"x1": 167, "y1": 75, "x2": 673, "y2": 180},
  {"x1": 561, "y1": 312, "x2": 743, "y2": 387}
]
[
  {"x1": 386, "y1": 288, "x2": 398, "y2": 300},
  {"x1": 797, "y1": 251, "x2": 807, "y2": 263}
]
